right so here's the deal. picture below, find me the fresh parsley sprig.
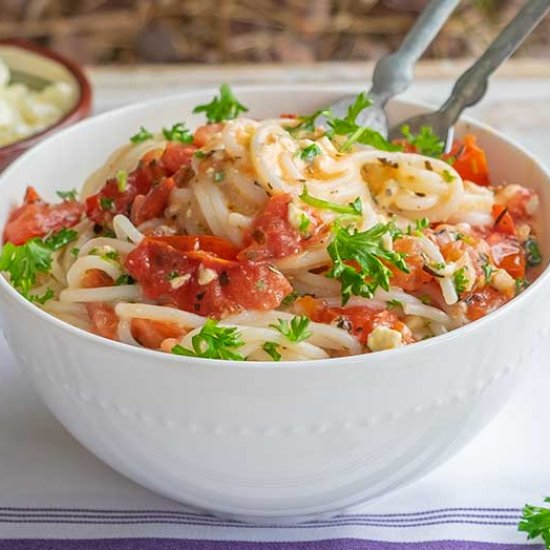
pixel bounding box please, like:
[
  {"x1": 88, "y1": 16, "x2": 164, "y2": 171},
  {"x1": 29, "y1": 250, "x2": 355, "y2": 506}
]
[
  {"x1": 270, "y1": 316, "x2": 312, "y2": 343},
  {"x1": 0, "y1": 228, "x2": 77, "y2": 302},
  {"x1": 299, "y1": 187, "x2": 362, "y2": 216},
  {"x1": 193, "y1": 84, "x2": 248, "y2": 123},
  {"x1": 453, "y1": 267, "x2": 469, "y2": 294},
  {"x1": 130, "y1": 126, "x2": 154, "y2": 144},
  {"x1": 300, "y1": 143, "x2": 321, "y2": 162},
  {"x1": 326, "y1": 222, "x2": 409, "y2": 305},
  {"x1": 262, "y1": 341, "x2": 282, "y2": 361},
  {"x1": 56, "y1": 189, "x2": 78, "y2": 201},
  {"x1": 287, "y1": 108, "x2": 332, "y2": 134},
  {"x1": 519, "y1": 497, "x2": 550, "y2": 549},
  {"x1": 524, "y1": 237, "x2": 542, "y2": 268},
  {"x1": 401, "y1": 124, "x2": 444, "y2": 158},
  {"x1": 326, "y1": 92, "x2": 401, "y2": 153},
  {"x1": 162, "y1": 122, "x2": 194, "y2": 144},
  {"x1": 171, "y1": 319, "x2": 245, "y2": 361}
]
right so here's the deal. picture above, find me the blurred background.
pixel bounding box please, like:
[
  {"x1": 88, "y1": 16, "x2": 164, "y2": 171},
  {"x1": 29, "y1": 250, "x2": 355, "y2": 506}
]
[{"x1": 1, "y1": 0, "x2": 549, "y2": 65}]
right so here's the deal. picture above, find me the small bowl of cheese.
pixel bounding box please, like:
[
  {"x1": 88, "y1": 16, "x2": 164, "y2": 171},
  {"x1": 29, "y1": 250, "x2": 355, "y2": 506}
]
[{"x1": 0, "y1": 39, "x2": 92, "y2": 171}]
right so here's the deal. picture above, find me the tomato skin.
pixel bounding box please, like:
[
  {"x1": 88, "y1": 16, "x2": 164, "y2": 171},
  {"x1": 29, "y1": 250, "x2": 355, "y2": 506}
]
[
  {"x1": 487, "y1": 232, "x2": 526, "y2": 280},
  {"x1": 492, "y1": 204, "x2": 516, "y2": 236},
  {"x1": 81, "y1": 269, "x2": 115, "y2": 288},
  {"x1": 239, "y1": 194, "x2": 322, "y2": 262},
  {"x1": 466, "y1": 287, "x2": 510, "y2": 321},
  {"x1": 149, "y1": 235, "x2": 239, "y2": 259},
  {"x1": 3, "y1": 186, "x2": 83, "y2": 245},
  {"x1": 86, "y1": 302, "x2": 118, "y2": 340},
  {"x1": 389, "y1": 237, "x2": 433, "y2": 292},
  {"x1": 447, "y1": 134, "x2": 490, "y2": 186},
  {"x1": 86, "y1": 143, "x2": 196, "y2": 226},
  {"x1": 131, "y1": 318, "x2": 186, "y2": 349},
  {"x1": 298, "y1": 296, "x2": 411, "y2": 346},
  {"x1": 193, "y1": 123, "x2": 224, "y2": 148},
  {"x1": 125, "y1": 238, "x2": 292, "y2": 318},
  {"x1": 131, "y1": 177, "x2": 176, "y2": 227}
]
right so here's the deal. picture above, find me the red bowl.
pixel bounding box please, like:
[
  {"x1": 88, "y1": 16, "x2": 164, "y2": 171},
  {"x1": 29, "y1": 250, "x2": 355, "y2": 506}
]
[{"x1": 0, "y1": 39, "x2": 92, "y2": 171}]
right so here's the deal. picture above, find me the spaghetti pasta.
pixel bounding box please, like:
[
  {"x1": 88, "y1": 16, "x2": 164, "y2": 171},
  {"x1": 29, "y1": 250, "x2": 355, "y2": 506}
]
[{"x1": 0, "y1": 87, "x2": 542, "y2": 361}]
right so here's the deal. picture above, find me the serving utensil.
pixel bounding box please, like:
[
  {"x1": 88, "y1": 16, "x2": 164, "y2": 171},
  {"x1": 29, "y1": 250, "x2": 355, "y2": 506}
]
[
  {"x1": 388, "y1": 0, "x2": 550, "y2": 151},
  {"x1": 323, "y1": 0, "x2": 460, "y2": 134}
]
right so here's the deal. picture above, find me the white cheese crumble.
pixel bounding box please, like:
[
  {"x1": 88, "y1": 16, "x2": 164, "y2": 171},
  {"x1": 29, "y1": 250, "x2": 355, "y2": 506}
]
[
  {"x1": 490, "y1": 268, "x2": 515, "y2": 293},
  {"x1": 367, "y1": 326, "x2": 403, "y2": 352},
  {"x1": 169, "y1": 274, "x2": 191, "y2": 289},
  {"x1": 0, "y1": 57, "x2": 76, "y2": 147},
  {"x1": 197, "y1": 265, "x2": 218, "y2": 286}
]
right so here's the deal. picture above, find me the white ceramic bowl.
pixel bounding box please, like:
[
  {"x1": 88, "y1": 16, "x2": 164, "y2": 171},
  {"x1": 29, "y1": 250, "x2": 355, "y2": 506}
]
[{"x1": 0, "y1": 86, "x2": 549, "y2": 522}]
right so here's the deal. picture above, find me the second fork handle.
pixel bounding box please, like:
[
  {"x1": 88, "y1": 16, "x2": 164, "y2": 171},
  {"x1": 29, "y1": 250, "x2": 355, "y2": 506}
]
[
  {"x1": 370, "y1": 0, "x2": 460, "y2": 105},
  {"x1": 437, "y1": 0, "x2": 550, "y2": 127}
]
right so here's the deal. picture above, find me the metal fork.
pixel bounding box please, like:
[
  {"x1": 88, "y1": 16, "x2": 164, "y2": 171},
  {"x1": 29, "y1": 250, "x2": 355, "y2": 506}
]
[
  {"x1": 323, "y1": 0, "x2": 460, "y2": 134},
  {"x1": 388, "y1": 0, "x2": 550, "y2": 151}
]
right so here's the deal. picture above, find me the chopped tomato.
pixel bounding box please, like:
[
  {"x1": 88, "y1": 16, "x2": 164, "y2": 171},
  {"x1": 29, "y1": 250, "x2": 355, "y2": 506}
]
[
  {"x1": 389, "y1": 237, "x2": 433, "y2": 292},
  {"x1": 85, "y1": 143, "x2": 196, "y2": 226},
  {"x1": 125, "y1": 238, "x2": 292, "y2": 318},
  {"x1": 193, "y1": 123, "x2": 224, "y2": 148},
  {"x1": 86, "y1": 302, "x2": 118, "y2": 340},
  {"x1": 297, "y1": 296, "x2": 412, "y2": 346},
  {"x1": 3, "y1": 186, "x2": 83, "y2": 245},
  {"x1": 131, "y1": 318, "x2": 186, "y2": 349},
  {"x1": 446, "y1": 134, "x2": 490, "y2": 186},
  {"x1": 150, "y1": 235, "x2": 239, "y2": 259},
  {"x1": 239, "y1": 194, "x2": 323, "y2": 262},
  {"x1": 466, "y1": 286, "x2": 510, "y2": 322},
  {"x1": 492, "y1": 204, "x2": 516, "y2": 236},
  {"x1": 487, "y1": 232, "x2": 526, "y2": 279},
  {"x1": 81, "y1": 269, "x2": 115, "y2": 289},
  {"x1": 495, "y1": 184, "x2": 538, "y2": 221},
  {"x1": 131, "y1": 177, "x2": 176, "y2": 227}
]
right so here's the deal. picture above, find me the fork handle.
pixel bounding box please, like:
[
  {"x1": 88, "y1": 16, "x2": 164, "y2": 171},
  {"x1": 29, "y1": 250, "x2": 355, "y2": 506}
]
[
  {"x1": 370, "y1": 0, "x2": 460, "y2": 105},
  {"x1": 437, "y1": 0, "x2": 550, "y2": 126}
]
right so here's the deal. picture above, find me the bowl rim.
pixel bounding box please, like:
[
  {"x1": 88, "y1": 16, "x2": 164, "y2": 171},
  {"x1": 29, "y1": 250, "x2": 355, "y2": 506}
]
[
  {"x1": 0, "y1": 38, "x2": 92, "y2": 155},
  {"x1": 0, "y1": 83, "x2": 549, "y2": 370}
]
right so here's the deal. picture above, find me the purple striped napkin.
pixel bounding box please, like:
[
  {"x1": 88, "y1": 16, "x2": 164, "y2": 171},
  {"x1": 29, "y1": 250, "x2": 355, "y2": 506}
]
[{"x1": 0, "y1": 335, "x2": 548, "y2": 549}]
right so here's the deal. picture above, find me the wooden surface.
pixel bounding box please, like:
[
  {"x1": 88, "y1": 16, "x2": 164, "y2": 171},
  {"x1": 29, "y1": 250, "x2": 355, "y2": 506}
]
[{"x1": 87, "y1": 60, "x2": 550, "y2": 166}]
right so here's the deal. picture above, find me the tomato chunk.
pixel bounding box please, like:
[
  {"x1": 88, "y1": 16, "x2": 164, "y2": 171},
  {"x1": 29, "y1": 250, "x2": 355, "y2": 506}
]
[
  {"x1": 86, "y1": 302, "x2": 118, "y2": 340},
  {"x1": 389, "y1": 237, "x2": 433, "y2": 292},
  {"x1": 487, "y1": 232, "x2": 526, "y2": 279},
  {"x1": 4, "y1": 186, "x2": 83, "y2": 245},
  {"x1": 446, "y1": 134, "x2": 490, "y2": 186},
  {"x1": 85, "y1": 143, "x2": 196, "y2": 226},
  {"x1": 149, "y1": 235, "x2": 239, "y2": 259},
  {"x1": 466, "y1": 287, "x2": 510, "y2": 322},
  {"x1": 125, "y1": 238, "x2": 292, "y2": 318},
  {"x1": 239, "y1": 194, "x2": 323, "y2": 262},
  {"x1": 131, "y1": 318, "x2": 186, "y2": 349},
  {"x1": 193, "y1": 123, "x2": 224, "y2": 148},
  {"x1": 298, "y1": 296, "x2": 412, "y2": 346},
  {"x1": 131, "y1": 177, "x2": 176, "y2": 227},
  {"x1": 81, "y1": 269, "x2": 115, "y2": 289},
  {"x1": 492, "y1": 204, "x2": 516, "y2": 236}
]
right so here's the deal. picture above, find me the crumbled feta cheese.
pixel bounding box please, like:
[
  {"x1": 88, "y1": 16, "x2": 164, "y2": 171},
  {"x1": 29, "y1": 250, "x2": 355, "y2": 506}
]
[
  {"x1": 490, "y1": 268, "x2": 515, "y2": 293},
  {"x1": 0, "y1": 57, "x2": 76, "y2": 147},
  {"x1": 170, "y1": 274, "x2": 191, "y2": 289},
  {"x1": 367, "y1": 326, "x2": 403, "y2": 352},
  {"x1": 197, "y1": 265, "x2": 218, "y2": 286}
]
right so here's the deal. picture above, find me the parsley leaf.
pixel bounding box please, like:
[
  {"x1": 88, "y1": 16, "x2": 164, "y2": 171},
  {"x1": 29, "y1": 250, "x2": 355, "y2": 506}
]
[
  {"x1": 300, "y1": 143, "x2": 321, "y2": 162},
  {"x1": 214, "y1": 170, "x2": 225, "y2": 183},
  {"x1": 326, "y1": 222, "x2": 409, "y2": 305},
  {"x1": 100, "y1": 197, "x2": 114, "y2": 211},
  {"x1": 116, "y1": 170, "x2": 128, "y2": 192},
  {"x1": 115, "y1": 273, "x2": 135, "y2": 286},
  {"x1": 192, "y1": 84, "x2": 248, "y2": 123},
  {"x1": 481, "y1": 255, "x2": 495, "y2": 285},
  {"x1": 453, "y1": 267, "x2": 469, "y2": 294},
  {"x1": 327, "y1": 92, "x2": 401, "y2": 153},
  {"x1": 56, "y1": 189, "x2": 78, "y2": 201},
  {"x1": 401, "y1": 124, "x2": 444, "y2": 157},
  {"x1": 262, "y1": 341, "x2": 282, "y2": 361},
  {"x1": 281, "y1": 290, "x2": 299, "y2": 305},
  {"x1": 288, "y1": 108, "x2": 332, "y2": 134},
  {"x1": 171, "y1": 319, "x2": 245, "y2": 360},
  {"x1": 0, "y1": 228, "x2": 77, "y2": 301},
  {"x1": 270, "y1": 316, "x2": 312, "y2": 343},
  {"x1": 298, "y1": 213, "x2": 311, "y2": 234},
  {"x1": 518, "y1": 497, "x2": 550, "y2": 549},
  {"x1": 130, "y1": 126, "x2": 154, "y2": 144},
  {"x1": 299, "y1": 187, "x2": 362, "y2": 216},
  {"x1": 162, "y1": 122, "x2": 194, "y2": 143},
  {"x1": 524, "y1": 237, "x2": 542, "y2": 267}
]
